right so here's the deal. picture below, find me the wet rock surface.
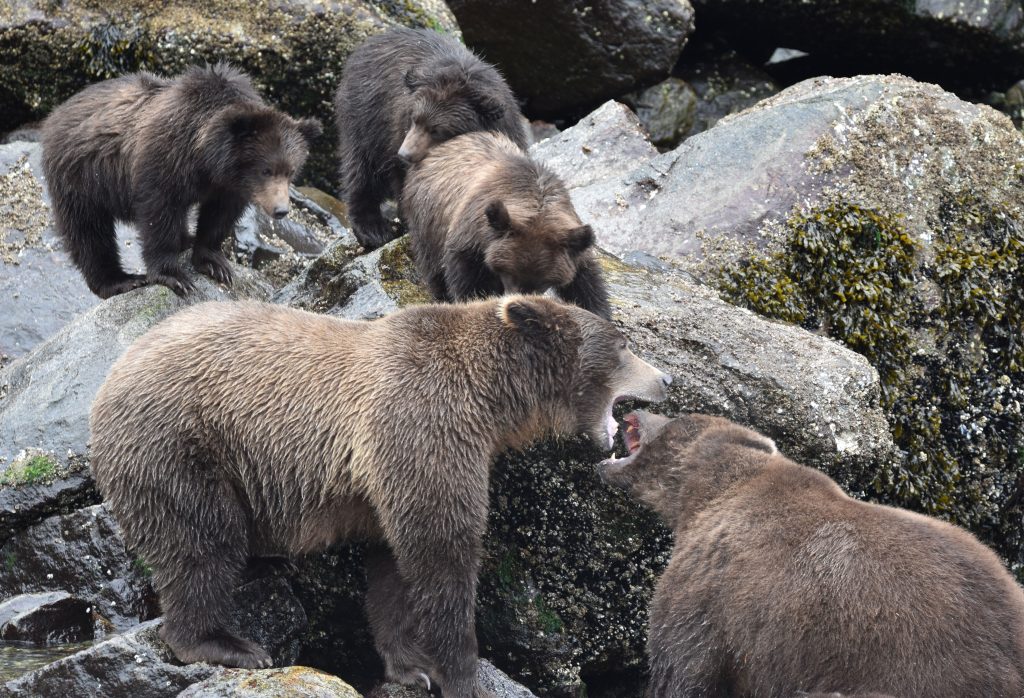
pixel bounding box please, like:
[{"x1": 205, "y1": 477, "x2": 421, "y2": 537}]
[
  {"x1": 447, "y1": 0, "x2": 695, "y2": 116},
  {"x1": 366, "y1": 660, "x2": 534, "y2": 698},
  {"x1": 621, "y1": 78, "x2": 697, "y2": 150},
  {"x1": 0, "y1": 592, "x2": 93, "y2": 645},
  {"x1": 0, "y1": 0, "x2": 459, "y2": 188},
  {"x1": 0, "y1": 505, "x2": 154, "y2": 631},
  {"x1": 691, "y1": 0, "x2": 1024, "y2": 96},
  {"x1": 180, "y1": 666, "x2": 361, "y2": 698}
]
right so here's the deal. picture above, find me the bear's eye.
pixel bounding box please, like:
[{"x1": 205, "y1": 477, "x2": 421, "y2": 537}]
[
  {"x1": 261, "y1": 168, "x2": 273, "y2": 177},
  {"x1": 619, "y1": 340, "x2": 627, "y2": 350}
]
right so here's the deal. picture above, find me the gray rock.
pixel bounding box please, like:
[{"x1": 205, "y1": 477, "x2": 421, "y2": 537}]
[
  {"x1": 0, "y1": 0, "x2": 459, "y2": 188},
  {"x1": 0, "y1": 505, "x2": 152, "y2": 631},
  {"x1": 530, "y1": 101, "x2": 657, "y2": 191},
  {"x1": 547, "y1": 76, "x2": 1024, "y2": 268},
  {"x1": 0, "y1": 268, "x2": 270, "y2": 537},
  {"x1": 0, "y1": 575, "x2": 306, "y2": 693},
  {"x1": 0, "y1": 591, "x2": 92, "y2": 645},
  {"x1": 0, "y1": 619, "x2": 216, "y2": 697},
  {"x1": 447, "y1": 0, "x2": 694, "y2": 115},
  {"x1": 179, "y1": 667, "x2": 361, "y2": 698},
  {"x1": 621, "y1": 78, "x2": 698, "y2": 149},
  {"x1": 367, "y1": 659, "x2": 533, "y2": 698},
  {"x1": 690, "y1": 0, "x2": 1024, "y2": 95},
  {"x1": 673, "y1": 48, "x2": 779, "y2": 142}
]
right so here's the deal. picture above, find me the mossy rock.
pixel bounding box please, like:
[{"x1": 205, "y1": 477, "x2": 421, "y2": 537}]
[{"x1": 0, "y1": 0, "x2": 460, "y2": 189}]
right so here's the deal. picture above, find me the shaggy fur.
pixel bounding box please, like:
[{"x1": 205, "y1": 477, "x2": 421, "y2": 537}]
[
  {"x1": 90, "y1": 297, "x2": 670, "y2": 696},
  {"x1": 403, "y1": 131, "x2": 611, "y2": 319},
  {"x1": 598, "y1": 412, "x2": 1024, "y2": 698},
  {"x1": 334, "y1": 28, "x2": 527, "y2": 248},
  {"x1": 41, "y1": 64, "x2": 321, "y2": 298}
]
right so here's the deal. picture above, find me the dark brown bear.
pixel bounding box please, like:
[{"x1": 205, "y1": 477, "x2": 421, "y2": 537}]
[
  {"x1": 599, "y1": 411, "x2": 1024, "y2": 698},
  {"x1": 334, "y1": 28, "x2": 527, "y2": 249},
  {"x1": 403, "y1": 131, "x2": 611, "y2": 319},
  {"x1": 90, "y1": 297, "x2": 671, "y2": 696},
  {"x1": 41, "y1": 64, "x2": 321, "y2": 298}
]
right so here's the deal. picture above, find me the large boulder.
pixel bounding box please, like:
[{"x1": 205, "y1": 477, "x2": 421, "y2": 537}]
[
  {"x1": 447, "y1": 0, "x2": 694, "y2": 117},
  {"x1": 0, "y1": 269, "x2": 271, "y2": 538},
  {"x1": 180, "y1": 667, "x2": 361, "y2": 698},
  {"x1": 0, "y1": 0, "x2": 459, "y2": 188},
  {"x1": 542, "y1": 77, "x2": 1024, "y2": 578},
  {"x1": 690, "y1": 0, "x2": 1024, "y2": 96}
]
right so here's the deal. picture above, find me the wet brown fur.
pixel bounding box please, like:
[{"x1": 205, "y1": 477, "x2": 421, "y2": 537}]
[
  {"x1": 599, "y1": 413, "x2": 1024, "y2": 698},
  {"x1": 403, "y1": 131, "x2": 611, "y2": 319},
  {"x1": 90, "y1": 297, "x2": 669, "y2": 696},
  {"x1": 41, "y1": 64, "x2": 321, "y2": 298}
]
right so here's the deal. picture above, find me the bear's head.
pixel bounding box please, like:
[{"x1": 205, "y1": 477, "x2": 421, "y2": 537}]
[
  {"x1": 398, "y1": 59, "x2": 508, "y2": 164},
  {"x1": 206, "y1": 104, "x2": 322, "y2": 219},
  {"x1": 597, "y1": 411, "x2": 777, "y2": 527},
  {"x1": 496, "y1": 296, "x2": 672, "y2": 450},
  {"x1": 482, "y1": 184, "x2": 595, "y2": 294}
]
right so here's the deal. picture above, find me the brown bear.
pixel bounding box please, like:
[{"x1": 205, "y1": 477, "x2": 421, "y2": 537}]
[
  {"x1": 41, "y1": 64, "x2": 321, "y2": 298},
  {"x1": 334, "y1": 28, "x2": 528, "y2": 249},
  {"x1": 598, "y1": 411, "x2": 1024, "y2": 698},
  {"x1": 89, "y1": 297, "x2": 671, "y2": 696},
  {"x1": 402, "y1": 131, "x2": 611, "y2": 320}
]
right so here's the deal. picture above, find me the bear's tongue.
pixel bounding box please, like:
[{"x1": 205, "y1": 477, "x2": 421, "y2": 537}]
[{"x1": 623, "y1": 413, "x2": 642, "y2": 453}]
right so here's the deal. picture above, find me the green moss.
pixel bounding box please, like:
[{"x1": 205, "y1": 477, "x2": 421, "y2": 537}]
[
  {"x1": 132, "y1": 556, "x2": 153, "y2": 577},
  {"x1": 4, "y1": 551, "x2": 14, "y2": 572},
  {"x1": 720, "y1": 199, "x2": 1024, "y2": 579},
  {"x1": 533, "y1": 595, "x2": 564, "y2": 635},
  {"x1": 378, "y1": 236, "x2": 431, "y2": 306},
  {"x1": 1, "y1": 454, "x2": 58, "y2": 487}
]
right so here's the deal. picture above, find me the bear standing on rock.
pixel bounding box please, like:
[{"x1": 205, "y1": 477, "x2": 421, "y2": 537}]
[
  {"x1": 41, "y1": 64, "x2": 321, "y2": 298},
  {"x1": 89, "y1": 297, "x2": 671, "y2": 696},
  {"x1": 403, "y1": 131, "x2": 612, "y2": 319},
  {"x1": 334, "y1": 28, "x2": 528, "y2": 249},
  {"x1": 599, "y1": 411, "x2": 1024, "y2": 698}
]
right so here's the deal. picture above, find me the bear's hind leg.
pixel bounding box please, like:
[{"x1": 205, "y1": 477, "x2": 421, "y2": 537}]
[
  {"x1": 192, "y1": 195, "x2": 246, "y2": 287},
  {"x1": 54, "y1": 200, "x2": 147, "y2": 298},
  {"x1": 365, "y1": 544, "x2": 434, "y2": 688},
  {"x1": 153, "y1": 481, "x2": 271, "y2": 669}
]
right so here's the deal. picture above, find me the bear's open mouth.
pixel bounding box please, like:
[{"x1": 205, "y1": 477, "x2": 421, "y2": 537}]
[
  {"x1": 623, "y1": 413, "x2": 642, "y2": 454},
  {"x1": 599, "y1": 411, "x2": 645, "y2": 466}
]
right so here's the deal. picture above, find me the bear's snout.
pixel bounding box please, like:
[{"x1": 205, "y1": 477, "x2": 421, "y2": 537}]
[{"x1": 273, "y1": 205, "x2": 289, "y2": 220}]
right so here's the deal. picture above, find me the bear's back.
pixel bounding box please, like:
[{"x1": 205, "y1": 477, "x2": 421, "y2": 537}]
[{"x1": 650, "y1": 462, "x2": 1024, "y2": 697}]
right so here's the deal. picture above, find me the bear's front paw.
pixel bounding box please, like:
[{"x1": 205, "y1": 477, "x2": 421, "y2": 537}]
[
  {"x1": 352, "y1": 220, "x2": 396, "y2": 250},
  {"x1": 192, "y1": 247, "x2": 234, "y2": 286},
  {"x1": 148, "y1": 269, "x2": 197, "y2": 297},
  {"x1": 96, "y1": 273, "x2": 149, "y2": 299}
]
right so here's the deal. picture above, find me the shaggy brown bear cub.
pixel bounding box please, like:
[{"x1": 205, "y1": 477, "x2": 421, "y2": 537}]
[
  {"x1": 334, "y1": 28, "x2": 527, "y2": 248},
  {"x1": 403, "y1": 132, "x2": 612, "y2": 319},
  {"x1": 90, "y1": 298, "x2": 670, "y2": 696},
  {"x1": 599, "y1": 411, "x2": 1024, "y2": 698},
  {"x1": 41, "y1": 64, "x2": 321, "y2": 298}
]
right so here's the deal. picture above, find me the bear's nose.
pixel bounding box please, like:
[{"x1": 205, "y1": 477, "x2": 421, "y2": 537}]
[
  {"x1": 273, "y1": 206, "x2": 289, "y2": 220},
  {"x1": 397, "y1": 148, "x2": 413, "y2": 164}
]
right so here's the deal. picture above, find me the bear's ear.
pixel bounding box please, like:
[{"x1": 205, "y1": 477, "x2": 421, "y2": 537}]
[
  {"x1": 222, "y1": 106, "x2": 277, "y2": 141},
  {"x1": 566, "y1": 224, "x2": 595, "y2": 254},
  {"x1": 485, "y1": 200, "x2": 513, "y2": 237},
  {"x1": 295, "y1": 117, "x2": 323, "y2": 143},
  {"x1": 498, "y1": 295, "x2": 563, "y2": 337},
  {"x1": 474, "y1": 95, "x2": 506, "y2": 123},
  {"x1": 404, "y1": 69, "x2": 423, "y2": 93}
]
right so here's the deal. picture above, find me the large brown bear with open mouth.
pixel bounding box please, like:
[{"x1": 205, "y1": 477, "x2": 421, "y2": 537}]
[
  {"x1": 41, "y1": 63, "x2": 321, "y2": 298},
  {"x1": 90, "y1": 297, "x2": 670, "y2": 697},
  {"x1": 334, "y1": 28, "x2": 528, "y2": 249},
  {"x1": 599, "y1": 411, "x2": 1024, "y2": 698},
  {"x1": 403, "y1": 131, "x2": 612, "y2": 319}
]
